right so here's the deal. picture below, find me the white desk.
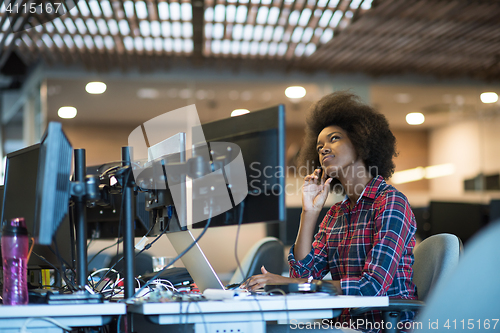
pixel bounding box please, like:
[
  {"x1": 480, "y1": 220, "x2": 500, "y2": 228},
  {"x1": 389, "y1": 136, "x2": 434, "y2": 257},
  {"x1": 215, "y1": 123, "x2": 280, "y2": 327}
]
[
  {"x1": 129, "y1": 294, "x2": 389, "y2": 333},
  {"x1": 0, "y1": 303, "x2": 126, "y2": 333}
]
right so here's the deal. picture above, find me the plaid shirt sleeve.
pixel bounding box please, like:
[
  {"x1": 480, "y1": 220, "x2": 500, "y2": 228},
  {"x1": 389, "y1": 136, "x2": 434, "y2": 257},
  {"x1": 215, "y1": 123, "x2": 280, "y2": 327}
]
[
  {"x1": 288, "y1": 210, "x2": 333, "y2": 279},
  {"x1": 341, "y1": 191, "x2": 415, "y2": 296}
]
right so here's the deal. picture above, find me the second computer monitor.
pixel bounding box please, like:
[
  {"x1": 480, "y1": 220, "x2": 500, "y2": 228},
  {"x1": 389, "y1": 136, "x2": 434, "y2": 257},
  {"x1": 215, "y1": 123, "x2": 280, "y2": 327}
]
[
  {"x1": 1, "y1": 144, "x2": 74, "y2": 270},
  {"x1": 191, "y1": 104, "x2": 286, "y2": 229}
]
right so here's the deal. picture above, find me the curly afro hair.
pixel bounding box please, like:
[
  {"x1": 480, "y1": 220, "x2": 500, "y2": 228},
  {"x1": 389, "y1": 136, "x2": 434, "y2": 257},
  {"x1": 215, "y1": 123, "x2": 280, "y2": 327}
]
[{"x1": 298, "y1": 91, "x2": 398, "y2": 189}]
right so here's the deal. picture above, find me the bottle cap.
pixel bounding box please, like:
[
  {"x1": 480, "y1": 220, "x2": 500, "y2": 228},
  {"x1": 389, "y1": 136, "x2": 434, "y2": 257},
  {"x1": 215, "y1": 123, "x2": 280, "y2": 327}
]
[
  {"x1": 2, "y1": 217, "x2": 29, "y2": 236},
  {"x1": 10, "y1": 217, "x2": 27, "y2": 228}
]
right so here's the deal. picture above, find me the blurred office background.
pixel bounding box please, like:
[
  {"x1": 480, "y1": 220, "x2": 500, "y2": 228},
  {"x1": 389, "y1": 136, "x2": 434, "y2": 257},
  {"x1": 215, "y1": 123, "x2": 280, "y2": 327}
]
[{"x1": 1, "y1": 0, "x2": 500, "y2": 278}]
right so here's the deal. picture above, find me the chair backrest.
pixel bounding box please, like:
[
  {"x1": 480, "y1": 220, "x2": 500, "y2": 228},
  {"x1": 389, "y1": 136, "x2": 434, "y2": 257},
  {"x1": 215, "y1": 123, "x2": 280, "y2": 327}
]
[
  {"x1": 108, "y1": 251, "x2": 154, "y2": 276},
  {"x1": 414, "y1": 220, "x2": 500, "y2": 332},
  {"x1": 229, "y1": 237, "x2": 285, "y2": 285},
  {"x1": 87, "y1": 251, "x2": 113, "y2": 273},
  {"x1": 413, "y1": 233, "x2": 463, "y2": 301}
]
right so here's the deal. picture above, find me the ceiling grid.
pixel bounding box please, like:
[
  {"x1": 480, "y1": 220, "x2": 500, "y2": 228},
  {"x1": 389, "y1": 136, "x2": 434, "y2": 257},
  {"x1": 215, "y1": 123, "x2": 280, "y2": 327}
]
[{"x1": 1, "y1": 0, "x2": 499, "y2": 79}]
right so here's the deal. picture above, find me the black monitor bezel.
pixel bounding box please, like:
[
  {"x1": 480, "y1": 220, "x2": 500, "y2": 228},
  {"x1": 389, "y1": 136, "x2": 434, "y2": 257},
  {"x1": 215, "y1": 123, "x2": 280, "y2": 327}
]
[{"x1": 191, "y1": 104, "x2": 286, "y2": 229}]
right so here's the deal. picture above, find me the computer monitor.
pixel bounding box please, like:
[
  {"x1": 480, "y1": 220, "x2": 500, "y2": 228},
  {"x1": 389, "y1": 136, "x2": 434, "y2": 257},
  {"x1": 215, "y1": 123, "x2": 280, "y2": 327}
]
[
  {"x1": 129, "y1": 106, "x2": 286, "y2": 291},
  {"x1": 191, "y1": 105, "x2": 286, "y2": 229},
  {"x1": 1, "y1": 145, "x2": 39, "y2": 231},
  {"x1": 136, "y1": 106, "x2": 286, "y2": 290},
  {"x1": 485, "y1": 174, "x2": 500, "y2": 191},
  {"x1": 428, "y1": 201, "x2": 488, "y2": 243},
  {"x1": 1, "y1": 143, "x2": 74, "y2": 270},
  {"x1": 33, "y1": 122, "x2": 73, "y2": 246},
  {"x1": 489, "y1": 199, "x2": 500, "y2": 223},
  {"x1": 266, "y1": 207, "x2": 327, "y2": 246}
]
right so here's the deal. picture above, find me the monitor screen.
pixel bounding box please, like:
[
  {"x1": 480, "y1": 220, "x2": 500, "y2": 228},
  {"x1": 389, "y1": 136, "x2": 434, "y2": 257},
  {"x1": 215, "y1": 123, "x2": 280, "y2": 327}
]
[
  {"x1": 489, "y1": 199, "x2": 500, "y2": 223},
  {"x1": 191, "y1": 105, "x2": 286, "y2": 229},
  {"x1": 1, "y1": 145, "x2": 39, "y2": 229},
  {"x1": 266, "y1": 207, "x2": 327, "y2": 246},
  {"x1": 1, "y1": 144, "x2": 74, "y2": 270},
  {"x1": 33, "y1": 122, "x2": 73, "y2": 246},
  {"x1": 428, "y1": 201, "x2": 488, "y2": 244}
]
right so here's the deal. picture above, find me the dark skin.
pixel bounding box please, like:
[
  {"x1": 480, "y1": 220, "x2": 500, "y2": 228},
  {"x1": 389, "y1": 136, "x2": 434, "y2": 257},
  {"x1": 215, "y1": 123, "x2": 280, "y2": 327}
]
[{"x1": 242, "y1": 126, "x2": 373, "y2": 292}]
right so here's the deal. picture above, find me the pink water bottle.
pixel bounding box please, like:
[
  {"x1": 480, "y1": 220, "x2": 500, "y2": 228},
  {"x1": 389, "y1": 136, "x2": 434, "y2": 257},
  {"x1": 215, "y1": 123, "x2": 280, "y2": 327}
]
[{"x1": 1, "y1": 217, "x2": 29, "y2": 305}]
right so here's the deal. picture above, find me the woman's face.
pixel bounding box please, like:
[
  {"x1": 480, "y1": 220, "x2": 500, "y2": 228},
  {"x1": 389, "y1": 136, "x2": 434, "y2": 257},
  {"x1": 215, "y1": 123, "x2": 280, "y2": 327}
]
[{"x1": 316, "y1": 125, "x2": 360, "y2": 178}]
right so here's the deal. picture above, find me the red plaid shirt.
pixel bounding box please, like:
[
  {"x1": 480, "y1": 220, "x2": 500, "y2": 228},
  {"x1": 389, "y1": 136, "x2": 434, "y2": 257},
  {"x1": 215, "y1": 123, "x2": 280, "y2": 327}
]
[{"x1": 289, "y1": 175, "x2": 417, "y2": 328}]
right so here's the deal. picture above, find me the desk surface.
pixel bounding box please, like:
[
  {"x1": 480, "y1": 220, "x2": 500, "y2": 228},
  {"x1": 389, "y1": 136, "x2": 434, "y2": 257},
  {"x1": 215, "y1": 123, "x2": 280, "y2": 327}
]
[
  {"x1": 0, "y1": 302, "x2": 125, "y2": 318},
  {"x1": 130, "y1": 294, "x2": 388, "y2": 315},
  {"x1": 129, "y1": 294, "x2": 389, "y2": 327},
  {"x1": 0, "y1": 303, "x2": 126, "y2": 332}
]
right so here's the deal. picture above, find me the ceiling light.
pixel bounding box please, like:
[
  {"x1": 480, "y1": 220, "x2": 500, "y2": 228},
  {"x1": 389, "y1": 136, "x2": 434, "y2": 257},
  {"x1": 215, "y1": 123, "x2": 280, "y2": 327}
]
[
  {"x1": 392, "y1": 167, "x2": 425, "y2": 184},
  {"x1": 361, "y1": 0, "x2": 374, "y2": 9},
  {"x1": 395, "y1": 93, "x2": 411, "y2": 104},
  {"x1": 179, "y1": 88, "x2": 192, "y2": 99},
  {"x1": 406, "y1": 112, "x2": 425, "y2": 125},
  {"x1": 424, "y1": 163, "x2": 455, "y2": 179},
  {"x1": 195, "y1": 90, "x2": 207, "y2": 100},
  {"x1": 480, "y1": 92, "x2": 498, "y2": 104},
  {"x1": 58, "y1": 106, "x2": 77, "y2": 119},
  {"x1": 330, "y1": 10, "x2": 343, "y2": 27},
  {"x1": 241, "y1": 91, "x2": 252, "y2": 101},
  {"x1": 137, "y1": 88, "x2": 159, "y2": 99},
  {"x1": 228, "y1": 90, "x2": 239, "y2": 100},
  {"x1": 85, "y1": 81, "x2": 106, "y2": 94},
  {"x1": 392, "y1": 163, "x2": 455, "y2": 184},
  {"x1": 285, "y1": 86, "x2": 306, "y2": 99},
  {"x1": 231, "y1": 109, "x2": 249, "y2": 117}
]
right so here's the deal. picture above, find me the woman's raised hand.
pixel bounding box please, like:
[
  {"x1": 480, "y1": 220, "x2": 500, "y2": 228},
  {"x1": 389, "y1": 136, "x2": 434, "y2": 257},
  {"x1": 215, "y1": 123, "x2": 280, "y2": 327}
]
[{"x1": 302, "y1": 168, "x2": 332, "y2": 213}]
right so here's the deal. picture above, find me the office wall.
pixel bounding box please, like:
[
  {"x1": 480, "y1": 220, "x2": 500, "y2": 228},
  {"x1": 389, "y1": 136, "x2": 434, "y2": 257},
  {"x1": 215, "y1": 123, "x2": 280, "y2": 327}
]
[
  {"x1": 391, "y1": 129, "x2": 430, "y2": 193},
  {"x1": 428, "y1": 115, "x2": 500, "y2": 202},
  {"x1": 61, "y1": 123, "x2": 135, "y2": 166}
]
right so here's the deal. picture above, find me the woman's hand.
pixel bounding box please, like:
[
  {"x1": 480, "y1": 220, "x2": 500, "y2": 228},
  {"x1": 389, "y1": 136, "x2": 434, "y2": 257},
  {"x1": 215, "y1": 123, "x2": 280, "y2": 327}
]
[
  {"x1": 241, "y1": 266, "x2": 299, "y2": 292},
  {"x1": 302, "y1": 169, "x2": 333, "y2": 213}
]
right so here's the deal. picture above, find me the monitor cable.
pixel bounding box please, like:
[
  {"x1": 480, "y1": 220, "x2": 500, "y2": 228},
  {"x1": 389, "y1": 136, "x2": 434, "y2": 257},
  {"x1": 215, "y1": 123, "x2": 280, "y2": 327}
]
[
  {"x1": 112, "y1": 214, "x2": 171, "y2": 279},
  {"x1": 91, "y1": 213, "x2": 171, "y2": 297},
  {"x1": 29, "y1": 251, "x2": 77, "y2": 291},
  {"x1": 87, "y1": 238, "x2": 123, "y2": 268},
  {"x1": 233, "y1": 201, "x2": 266, "y2": 323},
  {"x1": 87, "y1": 214, "x2": 156, "y2": 281},
  {"x1": 52, "y1": 237, "x2": 78, "y2": 291},
  {"x1": 89, "y1": 166, "x2": 135, "y2": 293},
  {"x1": 68, "y1": 202, "x2": 77, "y2": 274},
  {"x1": 264, "y1": 287, "x2": 290, "y2": 333},
  {"x1": 103, "y1": 165, "x2": 134, "y2": 293},
  {"x1": 129, "y1": 207, "x2": 214, "y2": 302},
  {"x1": 233, "y1": 201, "x2": 245, "y2": 282},
  {"x1": 20, "y1": 317, "x2": 71, "y2": 333}
]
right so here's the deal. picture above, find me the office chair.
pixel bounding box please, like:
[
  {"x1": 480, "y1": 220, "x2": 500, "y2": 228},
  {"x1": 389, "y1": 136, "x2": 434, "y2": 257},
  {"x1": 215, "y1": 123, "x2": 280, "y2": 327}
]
[
  {"x1": 352, "y1": 233, "x2": 463, "y2": 333},
  {"x1": 229, "y1": 237, "x2": 285, "y2": 285},
  {"x1": 414, "y1": 220, "x2": 500, "y2": 332},
  {"x1": 87, "y1": 251, "x2": 113, "y2": 274},
  {"x1": 108, "y1": 251, "x2": 155, "y2": 277}
]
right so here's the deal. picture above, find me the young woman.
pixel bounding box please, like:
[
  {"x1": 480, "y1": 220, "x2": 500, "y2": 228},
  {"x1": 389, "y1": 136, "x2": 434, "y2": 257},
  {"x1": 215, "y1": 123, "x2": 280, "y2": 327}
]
[{"x1": 243, "y1": 91, "x2": 417, "y2": 329}]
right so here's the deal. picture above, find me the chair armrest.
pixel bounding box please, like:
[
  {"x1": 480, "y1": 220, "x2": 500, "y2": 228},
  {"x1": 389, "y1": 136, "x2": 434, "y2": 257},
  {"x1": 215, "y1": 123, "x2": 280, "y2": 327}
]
[
  {"x1": 351, "y1": 298, "x2": 425, "y2": 315},
  {"x1": 385, "y1": 298, "x2": 425, "y2": 311}
]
